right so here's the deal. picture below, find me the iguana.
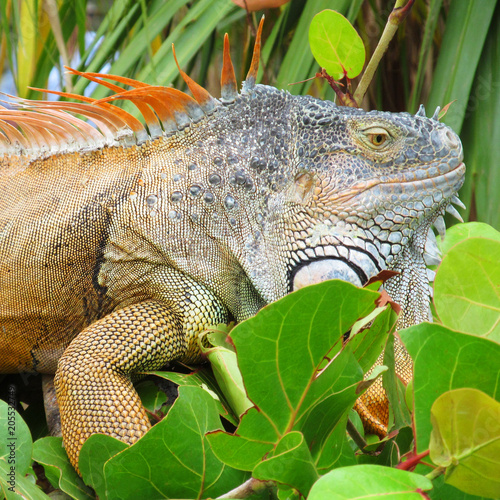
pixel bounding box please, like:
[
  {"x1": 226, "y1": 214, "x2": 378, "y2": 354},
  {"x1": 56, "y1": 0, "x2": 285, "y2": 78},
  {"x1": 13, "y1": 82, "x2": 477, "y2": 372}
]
[{"x1": 0, "y1": 20, "x2": 465, "y2": 474}]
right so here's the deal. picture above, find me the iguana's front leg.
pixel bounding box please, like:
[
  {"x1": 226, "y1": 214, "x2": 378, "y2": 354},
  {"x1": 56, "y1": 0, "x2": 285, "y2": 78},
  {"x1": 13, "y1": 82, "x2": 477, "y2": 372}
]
[
  {"x1": 354, "y1": 339, "x2": 413, "y2": 436},
  {"x1": 55, "y1": 297, "x2": 227, "y2": 473}
]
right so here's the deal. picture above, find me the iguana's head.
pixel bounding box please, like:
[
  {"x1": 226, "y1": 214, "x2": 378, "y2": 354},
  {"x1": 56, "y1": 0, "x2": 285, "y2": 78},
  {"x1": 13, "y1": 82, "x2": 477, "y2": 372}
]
[{"x1": 279, "y1": 93, "x2": 465, "y2": 324}]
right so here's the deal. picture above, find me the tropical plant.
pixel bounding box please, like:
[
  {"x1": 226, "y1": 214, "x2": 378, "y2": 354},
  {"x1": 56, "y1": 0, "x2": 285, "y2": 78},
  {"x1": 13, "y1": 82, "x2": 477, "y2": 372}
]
[{"x1": 1, "y1": 222, "x2": 499, "y2": 499}]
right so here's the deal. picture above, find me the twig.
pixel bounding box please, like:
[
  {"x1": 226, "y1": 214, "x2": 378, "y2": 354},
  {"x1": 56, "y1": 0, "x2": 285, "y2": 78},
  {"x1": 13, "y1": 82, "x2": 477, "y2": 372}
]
[
  {"x1": 216, "y1": 477, "x2": 274, "y2": 499},
  {"x1": 353, "y1": 0, "x2": 415, "y2": 104},
  {"x1": 396, "y1": 449, "x2": 430, "y2": 470},
  {"x1": 346, "y1": 417, "x2": 368, "y2": 450},
  {"x1": 425, "y1": 466, "x2": 446, "y2": 481},
  {"x1": 319, "y1": 69, "x2": 359, "y2": 107}
]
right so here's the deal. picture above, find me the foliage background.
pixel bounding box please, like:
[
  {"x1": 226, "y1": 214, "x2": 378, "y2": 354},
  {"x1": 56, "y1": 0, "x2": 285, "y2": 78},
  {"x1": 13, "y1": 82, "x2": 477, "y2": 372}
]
[{"x1": 0, "y1": 0, "x2": 499, "y2": 228}]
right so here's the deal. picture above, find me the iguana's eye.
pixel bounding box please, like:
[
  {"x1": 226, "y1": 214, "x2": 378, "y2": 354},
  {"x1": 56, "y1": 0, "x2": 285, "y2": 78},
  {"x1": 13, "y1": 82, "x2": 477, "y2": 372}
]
[
  {"x1": 370, "y1": 133, "x2": 386, "y2": 146},
  {"x1": 364, "y1": 127, "x2": 391, "y2": 148}
]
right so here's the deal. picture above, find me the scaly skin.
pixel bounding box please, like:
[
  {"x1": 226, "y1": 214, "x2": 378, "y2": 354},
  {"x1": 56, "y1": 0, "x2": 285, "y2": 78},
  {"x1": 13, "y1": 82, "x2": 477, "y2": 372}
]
[{"x1": 0, "y1": 73, "x2": 464, "y2": 471}]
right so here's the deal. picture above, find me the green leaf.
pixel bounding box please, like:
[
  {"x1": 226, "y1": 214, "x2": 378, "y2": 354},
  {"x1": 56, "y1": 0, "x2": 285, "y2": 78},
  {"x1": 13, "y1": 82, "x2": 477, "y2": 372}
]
[
  {"x1": 31, "y1": 437, "x2": 93, "y2": 500},
  {"x1": 102, "y1": 385, "x2": 247, "y2": 499},
  {"x1": 307, "y1": 464, "x2": 432, "y2": 499},
  {"x1": 346, "y1": 304, "x2": 395, "y2": 374},
  {"x1": 426, "y1": 0, "x2": 497, "y2": 134},
  {"x1": 233, "y1": 280, "x2": 376, "y2": 434},
  {"x1": 278, "y1": 485, "x2": 300, "y2": 500},
  {"x1": 210, "y1": 281, "x2": 376, "y2": 473},
  {"x1": 276, "y1": 0, "x2": 352, "y2": 94},
  {"x1": 425, "y1": 473, "x2": 493, "y2": 500},
  {"x1": 309, "y1": 9, "x2": 365, "y2": 80},
  {"x1": 135, "y1": 380, "x2": 167, "y2": 414},
  {"x1": 207, "y1": 408, "x2": 277, "y2": 471},
  {"x1": 430, "y1": 388, "x2": 500, "y2": 499},
  {"x1": 383, "y1": 333, "x2": 411, "y2": 430},
  {"x1": 434, "y1": 237, "x2": 500, "y2": 341},
  {"x1": 0, "y1": 459, "x2": 49, "y2": 500},
  {"x1": 206, "y1": 324, "x2": 235, "y2": 350},
  {"x1": 253, "y1": 431, "x2": 319, "y2": 497},
  {"x1": 315, "y1": 413, "x2": 356, "y2": 472},
  {"x1": 200, "y1": 330, "x2": 253, "y2": 417},
  {"x1": 297, "y1": 348, "x2": 363, "y2": 461},
  {"x1": 79, "y1": 434, "x2": 128, "y2": 499},
  {"x1": 400, "y1": 324, "x2": 500, "y2": 453},
  {"x1": 0, "y1": 398, "x2": 33, "y2": 476},
  {"x1": 356, "y1": 426, "x2": 413, "y2": 468},
  {"x1": 438, "y1": 223, "x2": 500, "y2": 257},
  {"x1": 151, "y1": 366, "x2": 239, "y2": 426}
]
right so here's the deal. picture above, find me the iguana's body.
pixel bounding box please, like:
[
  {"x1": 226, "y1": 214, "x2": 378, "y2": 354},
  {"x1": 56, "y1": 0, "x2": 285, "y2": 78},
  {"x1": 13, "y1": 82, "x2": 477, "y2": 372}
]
[{"x1": 0, "y1": 28, "x2": 465, "y2": 472}]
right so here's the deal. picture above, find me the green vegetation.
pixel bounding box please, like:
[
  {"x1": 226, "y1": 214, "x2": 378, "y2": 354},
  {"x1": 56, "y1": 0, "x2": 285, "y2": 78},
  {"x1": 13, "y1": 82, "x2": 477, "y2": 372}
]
[{"x1": 2, "y1": 223, "x2": 499, "y2": 498}]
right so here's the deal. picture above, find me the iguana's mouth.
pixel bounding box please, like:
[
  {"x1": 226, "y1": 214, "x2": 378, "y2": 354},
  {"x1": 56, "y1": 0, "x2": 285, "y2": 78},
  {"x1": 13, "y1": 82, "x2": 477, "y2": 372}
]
[
  {"x1": 328, "y1": 161, "x2": 465, "y2": 208},
  {"x1": 373, "y1": 161, "x2": 466, "y2": 202}
]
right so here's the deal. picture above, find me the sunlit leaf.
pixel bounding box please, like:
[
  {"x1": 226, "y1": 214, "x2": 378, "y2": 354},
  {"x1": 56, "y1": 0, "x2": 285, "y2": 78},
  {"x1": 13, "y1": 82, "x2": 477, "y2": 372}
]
[
  {"x1": 309, "y1": 9, "x2": 365, "y2": 80},
  {"x1": 434, "y1": 237, "x2": 500, "y2": 342},
  {"x1": 275, "y1": 0, "x2": 354, "y2": 95},
  {"x1": 438, "y1": 223, "x2": 500, "y2": 257},
  {"x1": 400, "y1": 324, "x2": 500, "y2": 453},
  {"x1": 308, "y1": 464, "x2": 432, "y2": 499},
  {"x1": 430, "y1": 388, "x2": 500, "y2": 499}
]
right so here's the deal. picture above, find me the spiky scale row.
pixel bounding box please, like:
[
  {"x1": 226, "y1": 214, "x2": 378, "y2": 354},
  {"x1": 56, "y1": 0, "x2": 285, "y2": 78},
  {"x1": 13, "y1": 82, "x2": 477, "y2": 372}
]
[
  {"x1": 221, "y1": 34, "x2": 238, "y2": 102},
  {"x1": 172, "y1": 45, "x2": 218, "y2": 114},
  {"x1": 0, "y1": 16, "x2": 266, "y2": 159},
  {"x1": 244, "y1": 16, "x2": 265, "y2": 91}
]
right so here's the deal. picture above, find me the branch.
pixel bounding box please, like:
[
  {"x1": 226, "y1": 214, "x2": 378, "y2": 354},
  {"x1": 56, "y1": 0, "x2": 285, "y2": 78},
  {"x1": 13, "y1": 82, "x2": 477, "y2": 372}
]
[
  {"x1": 396, "y1": 449, "x2": 430, "y2": 471},
  {"x1": 425, "y1": 466, "x2": 446, "y2": 481},
  {"x1": 216, "y1": 478, "x2": 274, "y2": 499},
  {"x1": 346, "y1": 418, "x2": 368, "y2": 450},
  {"x1": 353, "y1": 0, "x2": 415, "y2": 104}
]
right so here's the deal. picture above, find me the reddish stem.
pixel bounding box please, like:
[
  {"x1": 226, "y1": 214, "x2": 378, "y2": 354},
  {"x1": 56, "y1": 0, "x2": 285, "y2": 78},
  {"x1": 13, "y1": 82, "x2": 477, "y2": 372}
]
[
  {"x1": 396, "y1": 449, "x2": 430, "y2": 470},
  {"x1": 318, "y1": 69, "x2": 359, "y2": 108}
]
